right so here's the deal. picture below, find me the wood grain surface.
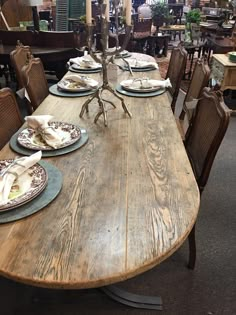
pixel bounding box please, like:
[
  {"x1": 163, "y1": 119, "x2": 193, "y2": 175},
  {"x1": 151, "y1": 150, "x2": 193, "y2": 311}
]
[{"x1": 0, "y1": 53, "x2": 200, "y2": 289}]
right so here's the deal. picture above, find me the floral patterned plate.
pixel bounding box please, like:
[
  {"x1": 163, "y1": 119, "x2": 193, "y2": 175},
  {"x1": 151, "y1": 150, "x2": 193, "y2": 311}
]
[
  {"x1": 0, "y1": 160, "x2": 48, "y2": 212},
  {"x1": 17, "y1": 122, "x2": 81, "y2": 151},
  {"x1": 57, "y1": 77, "x2": 98, "y2": 92}
]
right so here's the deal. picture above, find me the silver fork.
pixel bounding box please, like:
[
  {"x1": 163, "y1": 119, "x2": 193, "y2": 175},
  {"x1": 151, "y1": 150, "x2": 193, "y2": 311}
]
[{"x1": 0, "y1": 157, "x2": 26, "y2": 179}]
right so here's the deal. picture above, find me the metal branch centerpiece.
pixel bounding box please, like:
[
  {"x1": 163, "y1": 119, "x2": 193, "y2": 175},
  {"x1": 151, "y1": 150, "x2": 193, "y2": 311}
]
[{"x1": 79, "y1": 0, "x2": 132, "y2": 126}]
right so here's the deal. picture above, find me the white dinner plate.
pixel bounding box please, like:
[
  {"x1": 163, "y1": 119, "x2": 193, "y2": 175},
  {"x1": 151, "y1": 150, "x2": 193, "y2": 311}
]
[
  {"x1": 71, "y1": 63, "x2": 102, "y2": 71},
  {"x1": 0, "y1": 160, "x2": 48, "y2": 212},
  {"x1": 129, "y1": 63, "x2": 156, "y2": 70},
  {"x1": 120, "y1": 79, "x2": 162, "y2": 93},
  {"x1": 71, "y1": 58, "x2": 102, "y2": 71}
]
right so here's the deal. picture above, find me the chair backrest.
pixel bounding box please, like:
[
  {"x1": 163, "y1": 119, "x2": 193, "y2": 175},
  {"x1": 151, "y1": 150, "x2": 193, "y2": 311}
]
[
  {"x1": 22, "y1": 54, "x2": 49, "y2": 112},
  {"x1": 166, "y1": 44, "x2": 187, "y2": 112},
  {"x1": 10, "y1": 41, "x2": 32, "y2": 89},
  {"x1": 185, "y1": 88, "x2": 231, "y2": 192},
  {"x1": 0, "y1": 88, "x2": 23, "y2": 149},
  {"x1": 181, "y1": 57, "x2": 211, "y2": 121},
  {"x1": 133, "y1": 19, "x2": 152, "y2": 39},
  {"x1": 37, "y1": 31, "x2": 77, "y2": 48}
]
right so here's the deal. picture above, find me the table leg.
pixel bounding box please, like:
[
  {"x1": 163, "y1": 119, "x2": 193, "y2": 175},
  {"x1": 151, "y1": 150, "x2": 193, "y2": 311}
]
[
  {"x1": 101, "y1": 285, "x2": 163, "y2": 310},
  {"x1": 163, "y1": 38, "x2": 168, "y2": 57}
]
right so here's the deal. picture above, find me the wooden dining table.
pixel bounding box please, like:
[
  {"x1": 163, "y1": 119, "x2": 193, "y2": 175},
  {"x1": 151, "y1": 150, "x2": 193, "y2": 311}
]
[
  {"x1": 205, "y1": 36, "x2": 235, "y2": 56},
  {"x1": 0, "y1": 53, "x2": 200, "y2": 309}
]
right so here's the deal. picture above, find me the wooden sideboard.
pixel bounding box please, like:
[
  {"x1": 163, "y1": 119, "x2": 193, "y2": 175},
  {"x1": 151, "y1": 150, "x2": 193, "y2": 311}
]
[
  {"x1": 211, "y1": 54, "x2": 236, "y2": 91},
  {"x1": 211, "y1": 54, "x2": 236, "y2": 115}
]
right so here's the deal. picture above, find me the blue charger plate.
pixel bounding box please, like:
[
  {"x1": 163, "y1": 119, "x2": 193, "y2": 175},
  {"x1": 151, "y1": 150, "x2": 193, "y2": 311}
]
[{"x1": 0, "y1": 161, "x2": 62, "y2": 224}]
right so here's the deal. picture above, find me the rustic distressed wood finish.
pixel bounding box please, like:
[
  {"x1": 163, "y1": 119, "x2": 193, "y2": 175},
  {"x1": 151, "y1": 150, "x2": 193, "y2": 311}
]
[{"x1": 0, "y1": 53, "x2": 200, "y2": 289}]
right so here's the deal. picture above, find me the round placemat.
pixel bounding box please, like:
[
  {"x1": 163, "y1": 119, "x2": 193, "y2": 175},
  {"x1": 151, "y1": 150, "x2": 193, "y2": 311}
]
[
  {"x1": 68, "y1": 66, "x2": 102, "y2": 74},
  {"x1": 10, "y1": 128, "x2": 88, "y2": 157},
  {"x1": 121, "y1": 66, "x2": 157, "y2": 72},
  {"x1": 49, "y1": 84, "x2": 97, "y2": 97},
  {"x1": 116, "y1": 84, "x2": 166, "y2": 98},
  {"x1": 0, "y1": 161, "x2": 62, "y2": 224}
]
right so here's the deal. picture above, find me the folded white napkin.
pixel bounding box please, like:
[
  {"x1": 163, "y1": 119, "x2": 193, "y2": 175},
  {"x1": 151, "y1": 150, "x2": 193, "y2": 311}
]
[
  {"x1": 63, "y1": 74, "x2": 98, "y2": 89},
  {"x1": 127, "y1": 59, "x2": 158, "y2": 69},
  {"x1": 25, "y1": 115, "x2": 63, "y2": 149},
  {"x1": 0, "y1": 151, "x2": 42, "y2": 206},
  {"x1": 125, "y1": 78, "x2": 172, "y2": 89},
  {"x1": 153, "y1": 78, "x2": 172, "y2": 88},
  {"x1": 69, "y1": 57, "x2": 101, "y2": 68}
]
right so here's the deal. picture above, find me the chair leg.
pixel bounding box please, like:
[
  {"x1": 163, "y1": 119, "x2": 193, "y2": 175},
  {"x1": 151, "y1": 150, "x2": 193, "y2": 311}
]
[
  {"x1": 179, "y1": 107, "x2": 186, "y2": 121},
  {"x1": 171, "y1": 94, "x2": 178, "y2": 113},
  {"x1": 188, "y1": 224, "x2": 196, "y2": 270}
]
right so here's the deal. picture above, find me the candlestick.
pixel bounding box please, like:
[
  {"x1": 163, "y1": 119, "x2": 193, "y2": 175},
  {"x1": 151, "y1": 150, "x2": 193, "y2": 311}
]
[
  {"x1": 126, "y1": 0, "x2": 131, "y2": 26},
  {"x1": 86, "y1": 0, "x2": 92, "y2": 24},
  {"x1": 79, "y1": 10, "x2": 132, "y2": 126},
  {"x1": 105, "y1": 0, "x2": 110, "y2": 21}
]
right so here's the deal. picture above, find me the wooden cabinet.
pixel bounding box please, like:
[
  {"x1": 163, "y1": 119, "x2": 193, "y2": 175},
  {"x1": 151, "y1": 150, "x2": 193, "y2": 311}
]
[
  {"x1": 211, "y1": 54, "x2": 236, "y2": 91},
  {"x1": 0, "y1": 0, "x2": 32, "y2": 28}
]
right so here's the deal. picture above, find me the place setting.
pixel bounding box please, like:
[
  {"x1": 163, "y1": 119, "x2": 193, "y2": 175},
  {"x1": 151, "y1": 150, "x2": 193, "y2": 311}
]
[
  {"x1": 10, "y1": 115, "x2": 88, "y2": 157},
  {"x1": 116, "y1": 77, "x2": 171, "y2": 97},
  {"x1": 0, "y1": 151, "x2": 62, "y2": 224},
  {"x1": 114, "y1": 49, "x2": 132, "y2": 59},
  {"x1": 119, "y1": 58, "x2": 159, "y2": 72},
  {"x1": 68, "y1": 56, "x2": 102, "y2": 74},
  {"x1": 49, "y1": 74, "x2": 99, "y2": 98}
]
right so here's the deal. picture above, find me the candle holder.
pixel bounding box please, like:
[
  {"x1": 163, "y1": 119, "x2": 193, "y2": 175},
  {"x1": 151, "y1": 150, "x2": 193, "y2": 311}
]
[{"x1": 79, "y1": 0, "x2": 132, "y2": 127}]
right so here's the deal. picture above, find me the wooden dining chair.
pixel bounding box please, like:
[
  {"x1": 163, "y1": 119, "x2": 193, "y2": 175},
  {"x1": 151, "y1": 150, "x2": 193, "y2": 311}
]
[
  {"x1": 10, "y1": 41, "x2": 32, "y2": 90},
  {"x1": 22, "y1": 54, "x2": 49, "y2": 113},
  {"x1": 0, "y1": 88, "x2": 23, "y2": 150},
  {"x1": 131, "y1": 19, "x2": 152, "y2": 53},
  {"x1": 184, "y1": 88, "x2": 231, "y2": 269},
  {"x1": 165, "y1": 44, "x2": 187, "y2": 112},
  {"x1": 176, "y1": 57, "x2": 211, "y2": 140}
]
